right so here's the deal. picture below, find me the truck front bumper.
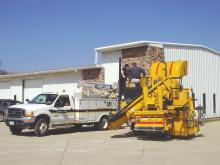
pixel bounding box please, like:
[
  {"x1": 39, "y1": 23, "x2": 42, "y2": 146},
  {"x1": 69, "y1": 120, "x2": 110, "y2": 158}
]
[{"x1": 5, "y1": 116, "x2": 36, "y2": 129}]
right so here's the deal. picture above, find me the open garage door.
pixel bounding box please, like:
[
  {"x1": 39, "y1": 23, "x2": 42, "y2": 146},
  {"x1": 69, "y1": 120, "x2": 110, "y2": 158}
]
[
  {"x1": 0, "y1": 81, "x2": 10, "y2": 99},
  {"x1": 24, "y1": 79, "x2": 43, "y2": 101}
]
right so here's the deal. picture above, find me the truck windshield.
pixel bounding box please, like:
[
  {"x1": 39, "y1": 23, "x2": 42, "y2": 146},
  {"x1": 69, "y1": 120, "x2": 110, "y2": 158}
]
[{"x1": 30, "y1": 94, "x2": 58, "y2": 105}]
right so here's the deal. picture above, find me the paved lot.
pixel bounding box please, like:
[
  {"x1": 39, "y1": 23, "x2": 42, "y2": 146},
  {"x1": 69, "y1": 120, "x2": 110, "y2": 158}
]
[{"x1": 0, "y1": 121, "x2": 220, "y2": 165}]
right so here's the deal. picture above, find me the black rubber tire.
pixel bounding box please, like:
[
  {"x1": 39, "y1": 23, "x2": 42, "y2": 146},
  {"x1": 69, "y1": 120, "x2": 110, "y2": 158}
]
[
  {"x1": 34, "y1": 118, "x2": 49, "y2": 137},
  {"x1": 164, "y1": 132, "x2": 173, "y2": 140},
  {"x1": 133, "y1": 130, "x2": 144, "y2": 135},
  {"x1": 9, "y1": 126, "x2": 23, "y2": 135},
  {"x1": 98, "y1": 116, "x2": 109, "y2": 130},
  {"x1": 0, "y1": 112, "x2": 4, "y2": 122}
]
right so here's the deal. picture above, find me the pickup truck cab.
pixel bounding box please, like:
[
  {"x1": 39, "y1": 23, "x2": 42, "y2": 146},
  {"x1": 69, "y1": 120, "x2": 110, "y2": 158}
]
[{"x1": 5, "y1": 93, "x2": 117, "y2": 136}]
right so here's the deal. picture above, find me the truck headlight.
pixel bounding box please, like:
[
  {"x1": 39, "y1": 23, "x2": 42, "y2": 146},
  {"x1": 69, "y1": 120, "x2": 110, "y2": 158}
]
[{"x1": 25, "y1": 111, "x2": 34, "y2": 117}]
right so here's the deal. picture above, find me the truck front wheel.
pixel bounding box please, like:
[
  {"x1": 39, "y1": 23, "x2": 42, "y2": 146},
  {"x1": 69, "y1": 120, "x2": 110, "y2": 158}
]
[
  {"x1": 9, "y1": 126, "x2": 23, "y2": 135},
  {"x1": 34, "y1": 118, "x2": 49, "y2": 137}
]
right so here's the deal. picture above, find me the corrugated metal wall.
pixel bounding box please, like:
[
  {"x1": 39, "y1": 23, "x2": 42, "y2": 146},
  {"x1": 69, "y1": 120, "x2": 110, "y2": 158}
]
[{"x1": 164, "y1": 45, "x2": 220, "y2": 118}]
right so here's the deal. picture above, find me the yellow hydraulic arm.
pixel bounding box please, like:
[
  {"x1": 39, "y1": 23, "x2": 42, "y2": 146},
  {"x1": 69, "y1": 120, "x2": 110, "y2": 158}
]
[
  {"x1": 108, "y1": 76, "x2": 172, "y2": 130},
  {"x1": 108, "y1": 94, "x2": 143, "y2": 129}
]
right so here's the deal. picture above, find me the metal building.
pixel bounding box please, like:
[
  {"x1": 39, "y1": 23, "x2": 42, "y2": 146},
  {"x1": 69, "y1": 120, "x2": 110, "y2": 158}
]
[
  {"x1": 0, "y1": 40, "x2": 219, "y2": 118},
  {"x1": 0, "y1": 65, "x2": 101, "y2": 102},
  {"x1": 95, "y1": 41, "x2": 220, "y2": 118}
]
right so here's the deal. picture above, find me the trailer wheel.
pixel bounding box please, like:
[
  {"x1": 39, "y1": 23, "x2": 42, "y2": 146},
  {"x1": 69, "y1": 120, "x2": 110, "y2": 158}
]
[
  {"x1": 9, "y1": 126, "x2": 23, "y2": 135},
  {"x1": 98, "y1": 116, "x2": 109, "y2": 130},
  {"x1": 0, "y1": 112, "x2": 4, "y2": 122},
  {"x1": 34, "y1": 118, "x2": 49, "y2": 137}
]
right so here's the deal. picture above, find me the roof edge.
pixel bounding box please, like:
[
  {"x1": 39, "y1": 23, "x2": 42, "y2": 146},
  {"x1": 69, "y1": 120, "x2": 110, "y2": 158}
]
[
  {"x1": 95, "y1": 40, "x2": 220, "y2": 56},
  {"x1": 0, "y1": 64, "x2": 102, "y2": 80}
]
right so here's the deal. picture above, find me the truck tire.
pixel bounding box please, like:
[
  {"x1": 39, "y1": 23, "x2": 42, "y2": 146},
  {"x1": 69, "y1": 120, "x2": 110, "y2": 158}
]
[
  {"x1": 34, "y1": 118, "x2": 49, "y2": 137},
  {"x1": 98, "y1": 116, "x2": 109, "y2": 130},
  {"x1": 9, "y1": 126, "x2": 22, "y2": 135},
  {"x1": 0, "y1": 112, "x2": 4, "y2": 122}
]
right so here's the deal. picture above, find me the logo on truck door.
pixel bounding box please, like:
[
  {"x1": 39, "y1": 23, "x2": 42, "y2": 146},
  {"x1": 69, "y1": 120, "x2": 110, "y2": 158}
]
[{"x1": 49, "y1": 109, "x2": 75, "y2": 113}]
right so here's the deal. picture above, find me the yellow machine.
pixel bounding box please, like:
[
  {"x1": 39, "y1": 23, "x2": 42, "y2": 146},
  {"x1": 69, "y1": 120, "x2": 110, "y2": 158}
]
[{"x1": 108, "y1": 60, "x2": 203, "y2": 137}]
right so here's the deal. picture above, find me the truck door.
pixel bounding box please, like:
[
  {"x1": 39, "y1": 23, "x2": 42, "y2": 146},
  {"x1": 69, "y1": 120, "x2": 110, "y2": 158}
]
[{"x1": 51, "y1": 95, "x2": 74, "y2": 125}]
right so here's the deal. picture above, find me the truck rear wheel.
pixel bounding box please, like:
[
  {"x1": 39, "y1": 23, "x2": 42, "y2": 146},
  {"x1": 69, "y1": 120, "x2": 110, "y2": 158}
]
[
  {"x1": 34, "y1": 118, "x2": 49, "y2": 137},
  {"x1": 98, "y1": 116, "x2": 109, "y2": 130},
  {"x1": 9, "y1": 126, "x2": 23, "y2": 135}
]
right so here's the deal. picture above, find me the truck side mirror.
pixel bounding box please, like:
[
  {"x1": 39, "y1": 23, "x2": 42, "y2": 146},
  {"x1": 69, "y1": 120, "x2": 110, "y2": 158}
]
[{"x1": 25, "y1": 99, "x2": 30, "y2": 103}]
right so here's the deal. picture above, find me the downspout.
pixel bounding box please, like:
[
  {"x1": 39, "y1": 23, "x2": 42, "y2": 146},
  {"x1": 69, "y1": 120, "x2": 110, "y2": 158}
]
[
  {"x1": 22, "y1": 79, "x2": 25, "y2": 103},
  {"x1": 95, "y1": 50, "x2": 98, "y2": 65}
]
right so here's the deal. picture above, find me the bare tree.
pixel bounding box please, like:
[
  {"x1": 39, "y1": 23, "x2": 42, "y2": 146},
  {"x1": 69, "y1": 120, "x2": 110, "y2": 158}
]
[{"x1": 0, "y1": 60, "x2": 9, "y2": 75}]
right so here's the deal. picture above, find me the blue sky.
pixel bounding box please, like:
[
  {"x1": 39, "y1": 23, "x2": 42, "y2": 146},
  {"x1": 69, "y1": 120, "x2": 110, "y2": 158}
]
[{"x1": 0, "y1": 0, "x2": 220, "y2": 73}]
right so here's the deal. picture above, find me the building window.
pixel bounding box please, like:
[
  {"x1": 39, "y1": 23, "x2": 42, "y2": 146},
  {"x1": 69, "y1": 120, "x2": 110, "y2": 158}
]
[
  {"x1": 203, "y1": 93, "x2": 206, "y2": 114},
  {"x1": 213, "y1": 93, "x2": 216, "y2": 114}
]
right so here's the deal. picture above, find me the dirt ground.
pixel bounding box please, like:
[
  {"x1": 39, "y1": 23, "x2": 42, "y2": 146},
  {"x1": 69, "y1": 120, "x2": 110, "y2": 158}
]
[{"x1": 0, "y1": 121, "x2": 220, "y2": 165}]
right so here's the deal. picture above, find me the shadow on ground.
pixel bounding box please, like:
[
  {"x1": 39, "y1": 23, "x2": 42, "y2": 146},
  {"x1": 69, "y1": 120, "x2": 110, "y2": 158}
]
[
  {"x1": 17, "y1": 125, "x2": 127, "y2": 137},
  {"x1": 19, "y1": 126, "x2": 100, "y2": 137},
  {"x1": 111, "y1": 131, "x2": 204, "y2": 141}
]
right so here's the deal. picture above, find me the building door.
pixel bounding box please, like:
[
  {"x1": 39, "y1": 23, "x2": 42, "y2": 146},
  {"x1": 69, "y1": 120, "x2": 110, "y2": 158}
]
[
  {"x1": 24, "y1": 79, "x2": 43, "y2": 101},
  {"x1": 102, "y1": 50, "x2": 121, "y2": 84}
]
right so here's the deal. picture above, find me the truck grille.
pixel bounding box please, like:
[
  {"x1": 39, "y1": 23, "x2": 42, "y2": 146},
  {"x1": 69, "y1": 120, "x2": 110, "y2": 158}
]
[{"x1": 7, "y1": 108, "x2": 24, "y2": 118}]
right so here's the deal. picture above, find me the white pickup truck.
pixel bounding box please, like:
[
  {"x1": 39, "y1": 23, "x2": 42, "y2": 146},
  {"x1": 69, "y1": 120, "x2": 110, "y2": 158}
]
[{"x1": 5, "y1": 93, "x2": 117, "y2": 136}]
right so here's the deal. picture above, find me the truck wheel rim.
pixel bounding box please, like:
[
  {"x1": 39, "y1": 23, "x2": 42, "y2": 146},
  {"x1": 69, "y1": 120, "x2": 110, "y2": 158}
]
[
  {"x1": 39, "y1": 122, "x2": 48, "y2": 134},
  {"x1": 101, "y1": 119, "x2": 108, "y2": 129}
]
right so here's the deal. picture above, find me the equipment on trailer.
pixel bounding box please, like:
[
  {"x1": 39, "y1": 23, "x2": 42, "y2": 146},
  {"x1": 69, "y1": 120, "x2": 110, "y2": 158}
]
[
  {"x1": 78, "y1": 81, "x2": 117, "y2": 98},
  {"x1": 108, "y1": 60, "x2": 203, "y2": 137}
]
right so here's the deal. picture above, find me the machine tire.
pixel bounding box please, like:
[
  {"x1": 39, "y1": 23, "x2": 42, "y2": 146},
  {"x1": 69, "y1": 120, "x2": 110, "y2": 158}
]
[
  {"x1": 164, "y1": 132, "x2": 173, "y2": 140},
  {"x1": 9, "y1": 126, "x2": 23, "y2": 135},
  {"x1": 34, "y1": 118, "x2": 49, "y2": 137},
  {"x1": 0, "y1": 112, "x2": 4, "y2": 122},
  {"x1": 98, "y1": 116, "x2": 109, "y2": 130},
  {"x1": 133, "y1": 130, "x2": 144, "y2": 135}
]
